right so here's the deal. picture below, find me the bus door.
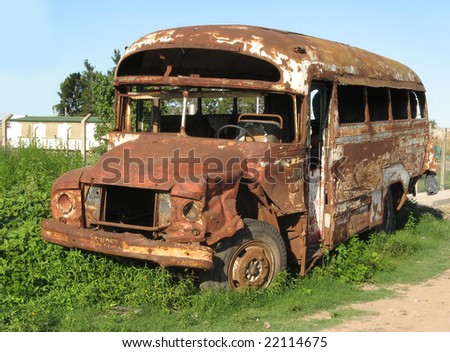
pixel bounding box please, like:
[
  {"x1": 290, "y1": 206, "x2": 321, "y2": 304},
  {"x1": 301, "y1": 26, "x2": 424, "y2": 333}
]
[{"x1": 307, "y1": 81, "x2": 332, "y2": 246}]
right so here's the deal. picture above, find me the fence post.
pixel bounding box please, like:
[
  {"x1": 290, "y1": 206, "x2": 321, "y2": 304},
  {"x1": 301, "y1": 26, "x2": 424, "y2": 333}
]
[
  {"x1": 441, "y1": 128, "x2": 447, "y2": 190},
  {"x1": 81, "y1": 113, "x2": 92, "y2": 163},
  {"x1": 2, "y1": 114, "x2": 13, "y2": 148}
]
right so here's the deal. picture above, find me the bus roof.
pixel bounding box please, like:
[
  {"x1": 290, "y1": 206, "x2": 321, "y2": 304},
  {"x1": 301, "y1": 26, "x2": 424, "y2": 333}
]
[{"x1": 116, "y1": 25, "x2": 424, "y2": 94}]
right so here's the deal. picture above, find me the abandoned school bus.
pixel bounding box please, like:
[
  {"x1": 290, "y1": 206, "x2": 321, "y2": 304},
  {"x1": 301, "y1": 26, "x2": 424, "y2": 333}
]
[{"x1": 42, "y1": 25, "x2": 438, "y2": 289}]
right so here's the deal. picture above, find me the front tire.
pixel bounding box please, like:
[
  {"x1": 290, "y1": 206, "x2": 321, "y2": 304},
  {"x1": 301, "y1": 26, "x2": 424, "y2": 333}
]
[{"x1": 199, "y1": 219, "x2": 287, "y2": 290}]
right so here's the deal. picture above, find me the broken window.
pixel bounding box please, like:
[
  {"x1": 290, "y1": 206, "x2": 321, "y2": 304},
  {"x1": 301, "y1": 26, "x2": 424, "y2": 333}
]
[
  {"x1": 391, "y1": 89, "x2": 409, "y2": 120},
  {"x1": 367, "y1": 87, "x2": 389, "y2": 122},
  {"x1": 410, "y1": 91, "x2": 426, "y2": 119},
  {"x1": 117, "y1": 48, "x2": 281, "y2": 82},
  {"x1": 116, "y1": 88, "x2": 296, "y2": 142},
  {"x1": 337, "y1": 85, "x2": 365, "y2": 124}
]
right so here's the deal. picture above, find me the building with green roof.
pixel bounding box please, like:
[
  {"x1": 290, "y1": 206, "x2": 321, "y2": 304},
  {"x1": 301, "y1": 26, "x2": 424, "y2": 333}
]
[{"x1": 3, "y1": 114, "x2": 101, "y2": 151}]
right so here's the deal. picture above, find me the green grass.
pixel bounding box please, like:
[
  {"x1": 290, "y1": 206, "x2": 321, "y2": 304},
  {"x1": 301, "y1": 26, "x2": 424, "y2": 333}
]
[
  {"x1": 1, "y1": 145, "x2": 450, "y2": 332},
  {"x1": 371, "y1": 206, "x2": 450, "y2": 284},
  {"x1": 18, "y1": 272, "x2": 391, "y2": 332}
]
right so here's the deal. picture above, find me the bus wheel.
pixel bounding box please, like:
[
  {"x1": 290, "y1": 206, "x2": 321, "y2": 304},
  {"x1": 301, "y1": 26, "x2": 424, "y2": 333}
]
[
  {"x1": 199, "y1": 219, "x2": 287, "y2": 290},
  {"x1": 376, "y1": 188, "x2": 394, "y2": 233}
]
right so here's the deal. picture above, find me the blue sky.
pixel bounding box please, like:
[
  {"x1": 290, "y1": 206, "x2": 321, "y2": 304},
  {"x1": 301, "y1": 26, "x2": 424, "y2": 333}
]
[{"x1": 1, "y1": 0, "x2": 449, "y2": 126}]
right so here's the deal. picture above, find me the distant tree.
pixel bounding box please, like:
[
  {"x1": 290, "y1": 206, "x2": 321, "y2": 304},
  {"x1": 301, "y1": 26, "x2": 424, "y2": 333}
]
[
  {"x1": 80, "y1": 59, "x2": 101, "y2": 116},
  {"x1": 54, "y1": 51, "x2": 121, "y2": 119},
  {"x1": 92, "y1": 50, "x2": 121, "y2": 143},
  {"x1": 53, "y1": 62, "x2": 98, "y2": 117},
  {"x1": 111, "y1": 49, "x2": 121, "y2": 68},
  {"x1": 53, "y1": 72, "x2": 83, "y2": 116},
  {"x1": 202, "y1": 97, "x2": 234, "y2": 115},
  {"x1": 93, "y1": 73, "x2": 115, "y2": 141}
]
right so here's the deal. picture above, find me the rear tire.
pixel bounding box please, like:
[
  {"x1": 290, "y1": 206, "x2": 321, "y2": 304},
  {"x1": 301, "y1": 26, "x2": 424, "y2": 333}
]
[
  {"x1": 375, "y1": 188, "x2": 394, "y2": 233},
  {"x1": 199, "y1": 219, "x2": 287, "y2": 290}
]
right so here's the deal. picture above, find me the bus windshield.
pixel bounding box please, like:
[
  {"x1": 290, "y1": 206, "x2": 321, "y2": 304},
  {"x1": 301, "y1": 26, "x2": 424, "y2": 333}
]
[{"x1": 115, "y1": 87, "x2": 298, "y2": 143}]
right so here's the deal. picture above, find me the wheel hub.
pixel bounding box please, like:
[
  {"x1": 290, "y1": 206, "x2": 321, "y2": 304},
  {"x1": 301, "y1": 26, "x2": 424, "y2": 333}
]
[{"x1": 229, "y1": 241, "x2": 274, "y2": 288}]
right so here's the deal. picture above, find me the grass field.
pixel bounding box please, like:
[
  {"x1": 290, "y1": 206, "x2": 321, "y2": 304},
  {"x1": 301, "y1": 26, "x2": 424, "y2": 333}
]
[{"x1": 1, "y1": 146, "x2": 449, "y2": 332}]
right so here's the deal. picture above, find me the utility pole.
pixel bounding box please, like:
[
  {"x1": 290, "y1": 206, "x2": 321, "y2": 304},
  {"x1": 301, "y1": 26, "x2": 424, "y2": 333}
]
[{"x1": 441, "y1": 128, "x2": 447, "y2": 190}]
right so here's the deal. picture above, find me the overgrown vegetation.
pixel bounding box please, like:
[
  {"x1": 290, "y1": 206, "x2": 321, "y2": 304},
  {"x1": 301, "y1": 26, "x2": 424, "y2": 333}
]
[{"x1": 1, "y1": 145, "x2": 450, "y2": 332}]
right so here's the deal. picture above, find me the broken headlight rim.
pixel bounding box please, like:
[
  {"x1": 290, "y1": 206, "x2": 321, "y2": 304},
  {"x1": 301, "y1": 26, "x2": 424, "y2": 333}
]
[
  {"x1": 182, "y1": 201, "x2": 201, "y2": 222},
  {"x1": 56, "y1": 192, "x2": 74, "y2": 214}
]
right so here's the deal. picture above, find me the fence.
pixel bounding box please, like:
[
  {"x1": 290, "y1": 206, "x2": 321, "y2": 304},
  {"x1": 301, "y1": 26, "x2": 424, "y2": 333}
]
[{"x1": 1, "y1": 114, "x2": 101, "y2": 161}]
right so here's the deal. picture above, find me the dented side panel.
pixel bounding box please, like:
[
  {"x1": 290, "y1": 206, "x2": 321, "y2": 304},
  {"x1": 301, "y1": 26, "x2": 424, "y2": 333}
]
[{"x1": 329, "y1": 118, "x2": 430, "y2": 242}]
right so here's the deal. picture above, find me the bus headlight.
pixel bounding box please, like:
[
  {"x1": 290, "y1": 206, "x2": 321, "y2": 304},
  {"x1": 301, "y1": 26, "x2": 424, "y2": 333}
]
[
  {"x1": 182, "y1": 201, "x2": 201, "y2": 222},
  {"x1": 56, "y1": 193, "x2": 74, "y2": 214}
]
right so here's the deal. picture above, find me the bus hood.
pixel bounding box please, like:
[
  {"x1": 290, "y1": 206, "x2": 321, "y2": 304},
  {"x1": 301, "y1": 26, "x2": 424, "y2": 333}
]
[{"x1": 80, "y1": 133, "x2": 272, "y2": 191}]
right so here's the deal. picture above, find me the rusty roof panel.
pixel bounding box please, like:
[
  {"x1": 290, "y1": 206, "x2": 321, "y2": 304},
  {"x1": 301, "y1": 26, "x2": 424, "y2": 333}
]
[{"x1": 117, "y1": 25, "x2": 424, "y2": 93}]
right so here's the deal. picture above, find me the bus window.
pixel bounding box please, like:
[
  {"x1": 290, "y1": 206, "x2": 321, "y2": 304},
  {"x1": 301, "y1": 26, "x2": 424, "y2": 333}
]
[
  {"x1": 237, "y1": 96, "x2": 264, "y2": 114},
  {"x1": 368, "y1": 87, "x2": 389, "y2": 121},
  {"x1": 202, "y1": 97, "x2": 234, "y2": 115},
  {"x1": 391, "y1": 89, "x2": 409, "y2": 120},
  {"x1": 338, "y1": 85, "x2": 365, "y2": 124},
  {"x1": 264, "y1": 93, "x2": 296, "y2": 142},
  {"x1": 410, "y1": 91, "x2": 426, "y2": 119}
]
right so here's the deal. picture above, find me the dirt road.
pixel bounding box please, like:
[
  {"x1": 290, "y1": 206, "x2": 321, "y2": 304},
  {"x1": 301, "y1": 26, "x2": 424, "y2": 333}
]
[
  {"x1": 322, "y1": 202, "x2": 450, "y2": 332},
  {"x1": 322, "y1": 269, "x2": 450, "y2": 332}
]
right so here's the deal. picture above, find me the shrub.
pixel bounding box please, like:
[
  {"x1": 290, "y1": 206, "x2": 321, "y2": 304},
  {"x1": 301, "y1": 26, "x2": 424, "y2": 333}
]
[{"x1": 316, "y1": 236, "x2": 380, "y2": 285}]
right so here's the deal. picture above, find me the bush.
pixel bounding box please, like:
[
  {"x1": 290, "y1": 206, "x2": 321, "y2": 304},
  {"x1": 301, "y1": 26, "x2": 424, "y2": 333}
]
[
  {"x1": 0, "y1": 146, "x2": 81, "y2": 326},
  {"x1": 0, "y1": 146, "x2": 201, "y2": 330},
  {"x1": 316, "y1": 236, "x2": 380, "y2": 285}
]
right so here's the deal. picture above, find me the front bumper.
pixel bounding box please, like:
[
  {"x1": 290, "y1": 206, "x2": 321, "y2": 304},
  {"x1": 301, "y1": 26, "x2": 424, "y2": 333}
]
[{"x1": 41, "y1": 219, "x2": 214, "y2": 270}]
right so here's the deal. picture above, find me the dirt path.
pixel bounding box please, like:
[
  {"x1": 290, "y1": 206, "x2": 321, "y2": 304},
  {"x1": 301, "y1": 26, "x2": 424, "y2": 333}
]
[
  {"x1": 319, "y1": 204, "x2": 450, "y2": 332},
  {"x1": 321, "y1": 269, "x2": 450, "y2": 331}
]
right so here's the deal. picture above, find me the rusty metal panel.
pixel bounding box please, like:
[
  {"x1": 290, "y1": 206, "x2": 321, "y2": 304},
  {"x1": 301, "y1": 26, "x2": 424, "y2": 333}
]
[{"x1": 116, "y1": 25, "x2": 425, "y2": 94}]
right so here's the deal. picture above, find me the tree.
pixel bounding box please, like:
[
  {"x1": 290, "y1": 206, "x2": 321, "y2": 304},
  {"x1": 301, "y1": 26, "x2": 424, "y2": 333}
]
[
  {"x1": 53, "y1": 72, "x2": 83, "y2": 116},
  {"x1": 80, "y1": 59, "x2": 100, "y2": 116},
  {"x1": 54, "y1": 52, "x2": 120, "y2": 118},
  {"x1": 111, "y1": 49, "x2": 121, "y2": 69},
  {"x1": 92, "y1": 50, "x2": 121, "y2": 143},
  {"x1": 93, "y1": 73, "x2": 115, "y2": 141}
]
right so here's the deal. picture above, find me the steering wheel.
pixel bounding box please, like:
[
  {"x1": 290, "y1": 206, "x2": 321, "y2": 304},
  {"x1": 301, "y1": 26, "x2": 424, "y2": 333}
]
[{"x1": 216, "y1": 124, "x2": 255, "y2": 141}]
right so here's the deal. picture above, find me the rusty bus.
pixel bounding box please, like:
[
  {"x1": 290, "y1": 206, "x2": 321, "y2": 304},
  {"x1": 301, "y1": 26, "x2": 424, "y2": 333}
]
[{"x1": 42, "y1": 25, "x2": 438, "y2": 289}]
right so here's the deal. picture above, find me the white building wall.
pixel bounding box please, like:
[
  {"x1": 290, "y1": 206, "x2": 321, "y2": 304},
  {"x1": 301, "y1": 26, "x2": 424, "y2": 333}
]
[
  {"x1": 86, "y1": 123, "x2": 99, "y2": 149},
  {"x1": 8, "y1": 121, "x2": 23, "y2": 147},
  {"x1": 5, "y1": 119, "x2": 101, "y2": 151}
]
